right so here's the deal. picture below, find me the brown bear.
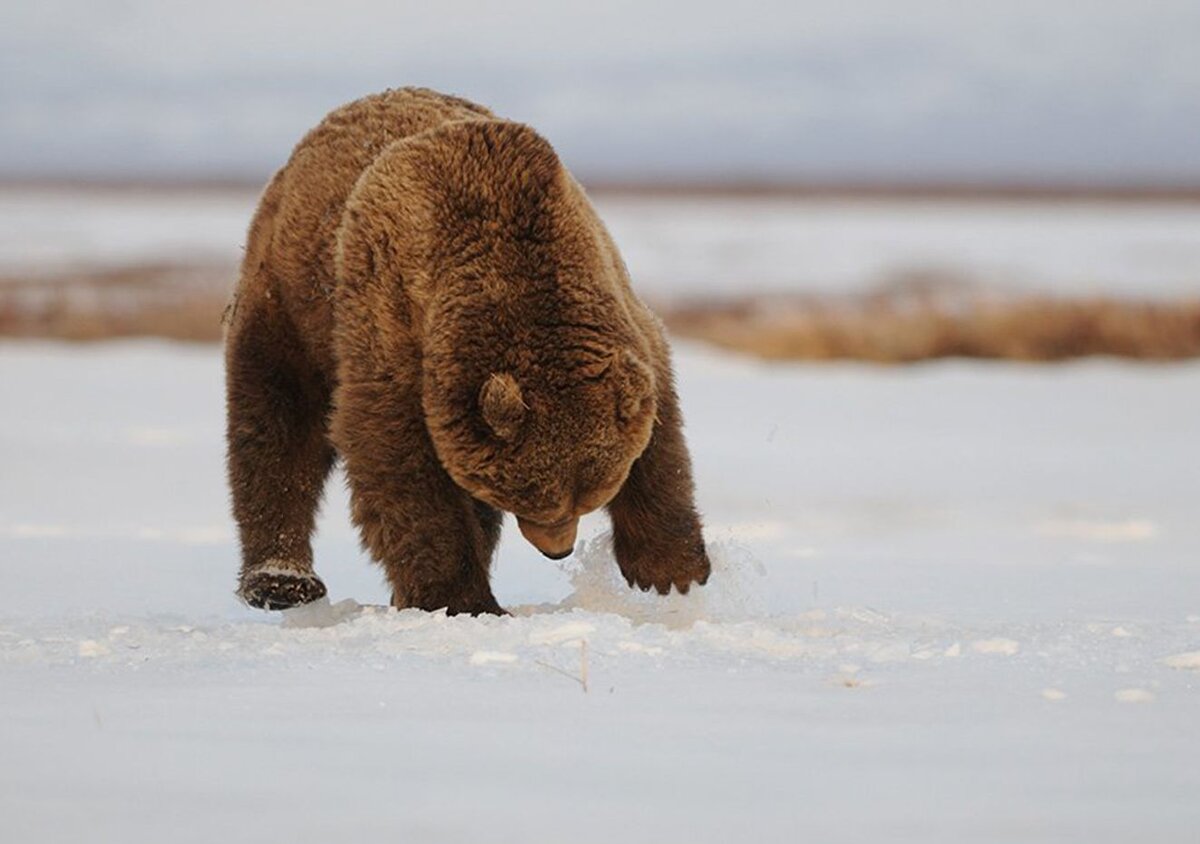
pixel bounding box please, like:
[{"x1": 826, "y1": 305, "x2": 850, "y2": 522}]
[{"x1": 225, "y1": 87, "x2": 710, "y2": 615}]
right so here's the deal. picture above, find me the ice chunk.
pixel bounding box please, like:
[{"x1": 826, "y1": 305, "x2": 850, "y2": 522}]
[{"x1": 281, "y1": 597, "x2": 363, "y2": 629}]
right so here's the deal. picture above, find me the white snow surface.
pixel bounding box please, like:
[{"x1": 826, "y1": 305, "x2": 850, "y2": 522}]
[
  {"x1": 3, "y1": 341, "x2": 1200, "y2": 842},
  {"x1": 4, "y1": 187, "x2": 1200, "y2": 299}
]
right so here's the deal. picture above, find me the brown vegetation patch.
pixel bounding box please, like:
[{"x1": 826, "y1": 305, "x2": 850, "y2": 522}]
[
  {"x1": 0, "y1": 263, "x2": 232, "y2": 342},
  {"x1": 663, "y1": 292, "x2": 1200, "y2": 362},
  {"x1": 3, "y1": 262, "x2": 1199, "y2": 361}
]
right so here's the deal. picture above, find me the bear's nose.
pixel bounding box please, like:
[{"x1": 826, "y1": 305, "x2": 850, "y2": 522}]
[{"x1": 516, "y1": 516, "x2": 579, "y2": 559}]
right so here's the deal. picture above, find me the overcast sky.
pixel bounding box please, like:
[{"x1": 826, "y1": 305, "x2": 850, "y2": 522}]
[{"x1": 2, "y1": 0, "x2": 1197, "y2": 183}]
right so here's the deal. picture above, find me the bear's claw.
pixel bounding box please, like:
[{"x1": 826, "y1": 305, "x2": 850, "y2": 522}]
[
  {"x1": 239, "y1": 568, "x2": 327, "y2": 610},
  {"x1": 390, "y1": 589, "x2": 507, "y2": 617},
  {"x1": 618, "y1": 538, "x2": 712, "y2": 596}
]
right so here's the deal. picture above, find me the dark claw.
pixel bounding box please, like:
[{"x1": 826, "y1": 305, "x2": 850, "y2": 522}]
[
  {"x1": 445, "y1": 599, "x2": 507, "y2": 617},
  {"x1": 393, "y1": 588, "x2": 506, "y2": 617}
]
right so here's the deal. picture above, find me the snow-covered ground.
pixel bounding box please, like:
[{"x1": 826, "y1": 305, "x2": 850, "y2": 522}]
[
  {"x1": 4, "y1": 187, "x2": 1200, "y2": 299},
  {"x1": 2, "y1": 340, "x2": 1199, "y2": 842}
]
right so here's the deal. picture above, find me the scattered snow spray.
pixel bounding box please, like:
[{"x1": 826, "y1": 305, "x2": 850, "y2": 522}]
[{"x1": 553, "y1": 532, "x2": 767, "y2": 627}]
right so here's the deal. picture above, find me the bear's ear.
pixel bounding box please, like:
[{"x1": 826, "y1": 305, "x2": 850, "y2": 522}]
[
  {"x1": 479, "y1": 372, "x2": 527, "y2": 440},
  {"x1": 614, "y1": 351, "x2": 655, "y2": 424}
]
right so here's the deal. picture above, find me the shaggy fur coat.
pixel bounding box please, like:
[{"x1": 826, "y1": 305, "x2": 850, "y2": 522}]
[{"x1": 225, "y1": 88, "x2": 709, "y2": 614}]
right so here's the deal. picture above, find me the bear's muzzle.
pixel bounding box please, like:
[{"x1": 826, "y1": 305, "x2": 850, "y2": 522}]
[{"x1": 516, "y1": 516, "x2": 579, "y2": 559}]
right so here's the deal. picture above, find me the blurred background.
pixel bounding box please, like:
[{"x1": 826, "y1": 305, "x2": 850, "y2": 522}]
[
  {"x1": 4, "y1": 0, "x2": 1199, "y2": 184},
  {"x1": 1, "y1": 0, "x2": 1199, "y2": 355}
]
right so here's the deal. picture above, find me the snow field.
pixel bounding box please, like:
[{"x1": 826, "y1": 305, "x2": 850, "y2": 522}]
[
  {"x1": 1, "y1": 341, "x2": 1199, "y2": 841},
  {"x1": 4, "y1": 188, "x2": 1200, "y2": 299}
]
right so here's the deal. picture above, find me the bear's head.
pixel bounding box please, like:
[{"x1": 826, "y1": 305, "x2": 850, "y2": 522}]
[{"x1": 424, "y1": 347, "x2": 657, "y2": 558}]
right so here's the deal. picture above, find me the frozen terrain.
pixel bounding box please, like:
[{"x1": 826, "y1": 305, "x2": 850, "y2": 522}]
[
  {"x1": 3, "y1": 186, "x2": 1200, "y2": 299},
  {"x1": 2, "y1": 340, "x2": 1199, "y2": 842}
]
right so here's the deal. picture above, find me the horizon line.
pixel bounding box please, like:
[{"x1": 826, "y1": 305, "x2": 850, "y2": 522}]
[{"x1": 3, "y1": 175, "x2": 1200, "y2": 203}]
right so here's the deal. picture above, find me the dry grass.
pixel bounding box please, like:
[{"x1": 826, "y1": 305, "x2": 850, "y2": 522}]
[
  {"x1": 3, "y1": 262, "x2": 1199, "y2": 362},
  {"x1": 0, "y1": 263, "x2": 232, "y2": 342},
  {"x1": 663, "y1": 293, "x2": 1200, "y2": 362}
]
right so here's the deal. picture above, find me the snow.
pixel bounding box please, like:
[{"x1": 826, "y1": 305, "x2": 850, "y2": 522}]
[
  {"x1": 1161, "y1": 651, "x2": 1200, "y2": 670},
  {"x1": 970, "y1": 638, "x2": 1021, "y2": 656},
  {"x1": 5, "y1": 187, "x2": 1200, "y2": 300},
  {"x1": 2, "y1": 340, "x2": 1199, "y2": 841},
  {"x1": 602, "y1": 195, "x2": 1200, "y2": 300},
  {"x1": 0, "y1": 187, "x2": 253, "y2": 274}
]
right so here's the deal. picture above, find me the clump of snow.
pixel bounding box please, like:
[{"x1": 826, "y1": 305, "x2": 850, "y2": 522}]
[
  {"x1": 3, "y1": 523, "x2": 68, "y2": 539},
  {"x1": 468, "y1": 651, "x2": 518, "y2": 666},
  {"x1": 281, "y1": 596, "x2": 364, "y2": 629},
  {"x1": 1114, "y1": 688, "x2": 1156, "y2": 704},
  {"x1": 77, "y1": 639, "x2": 109, "y2": 658},
  {"x1": 539, "y1": 533, "x2": 767, "y2": 627},
  {"x1": 525, "y1": 620, "x2": 595, "y2": 645},
  {"x1": 1161, "y1": 651, "x2": 1200, "y2": 670},
  {"x1": 971, "y1": 638, "x2": 1021, "y2": 656},
  {"x1": 1037, "y1": 518, "x2": 1159, "y2": 542},
  {"x1": 1041, "y1": 688, "x2": 1068, "y2": 701}
]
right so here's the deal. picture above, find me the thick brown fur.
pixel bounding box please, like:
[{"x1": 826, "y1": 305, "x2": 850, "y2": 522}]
[{"x1": 225, "y1": 87, "x2": 709, "y2": 615}]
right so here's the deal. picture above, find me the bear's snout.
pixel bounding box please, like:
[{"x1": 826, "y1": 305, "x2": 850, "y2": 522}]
[{"x1": 516, "y1": 516, "x2": 579, "y2": 559}]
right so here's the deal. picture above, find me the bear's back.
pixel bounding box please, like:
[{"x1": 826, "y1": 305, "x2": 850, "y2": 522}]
[
  {"x1": 265, "y1": 88, "x2": 493, "y2": 291},
  {"x1": 241, "y1": 88, "x2": 494, "y2": 371}
]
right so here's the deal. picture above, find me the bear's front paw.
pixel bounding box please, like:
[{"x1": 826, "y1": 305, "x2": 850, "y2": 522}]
[
  {"x1": 239, "y1": 565, "x2": 327, "y2": 610},
  {"x1": 616, "y1": 535, "x2": 711, "y2": 596}
]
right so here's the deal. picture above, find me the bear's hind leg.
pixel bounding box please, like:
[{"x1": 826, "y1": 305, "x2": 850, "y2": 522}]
[{"x1": 226, "y1": 302, "x2": 335, "y2": 610}]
